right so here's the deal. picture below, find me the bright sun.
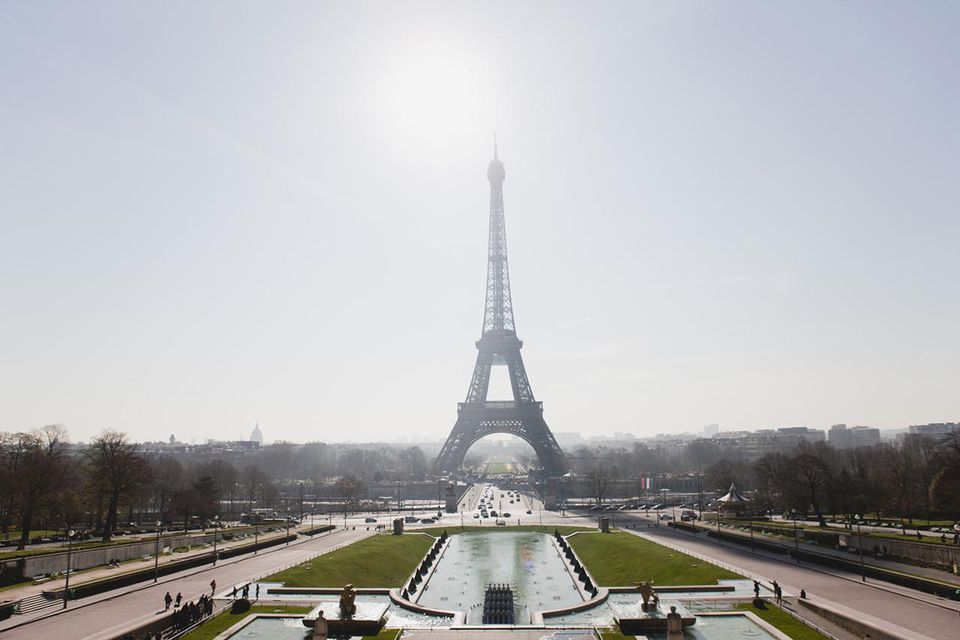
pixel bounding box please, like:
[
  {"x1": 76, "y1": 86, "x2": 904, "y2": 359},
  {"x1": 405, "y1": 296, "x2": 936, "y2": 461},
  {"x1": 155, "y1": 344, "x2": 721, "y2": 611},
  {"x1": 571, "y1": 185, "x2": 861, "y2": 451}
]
[{"x1": 384, "y1": 53, "x2": 481, "y2": 143}]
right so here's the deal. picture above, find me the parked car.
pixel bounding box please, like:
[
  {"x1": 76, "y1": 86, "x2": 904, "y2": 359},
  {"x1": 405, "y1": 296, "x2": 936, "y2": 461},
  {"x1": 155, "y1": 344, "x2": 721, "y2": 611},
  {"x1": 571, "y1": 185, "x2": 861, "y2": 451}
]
[
  {"x1": 526, "y1": 510, "x2": 532, "y2": 514},
  {"x1": 365, "y1": 517, "x2": 377, "y2": 523}
]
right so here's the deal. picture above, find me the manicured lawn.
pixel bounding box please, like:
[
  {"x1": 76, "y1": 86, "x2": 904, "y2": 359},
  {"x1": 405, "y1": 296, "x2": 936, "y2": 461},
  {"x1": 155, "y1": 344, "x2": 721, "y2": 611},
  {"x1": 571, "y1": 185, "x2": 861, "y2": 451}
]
[
  {"x1": 180, "y1": 605, "x2": 313, "y2": 640},
  {"x1": 568, "y1": 531, "x2": 741, "y2": 586},
  {"x1": 364, "y1": 630, "x2": 401, "y2": 639},
  {"x1": 736, "y1": 602, "x2": 830, "y2": 639},
  {"x1": 598, "y1": 629, "x2": 634, "y2": 640},
  {"x1": 265, "y1": 533, "x2": 434, "y2": 587}
]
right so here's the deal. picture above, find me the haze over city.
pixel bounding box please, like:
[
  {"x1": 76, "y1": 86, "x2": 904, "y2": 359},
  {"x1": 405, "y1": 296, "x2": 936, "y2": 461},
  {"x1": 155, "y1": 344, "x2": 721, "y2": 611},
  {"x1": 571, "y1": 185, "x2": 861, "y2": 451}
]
[{"x1": 2, "y1": 2, "x2": 959, "y2": 444}]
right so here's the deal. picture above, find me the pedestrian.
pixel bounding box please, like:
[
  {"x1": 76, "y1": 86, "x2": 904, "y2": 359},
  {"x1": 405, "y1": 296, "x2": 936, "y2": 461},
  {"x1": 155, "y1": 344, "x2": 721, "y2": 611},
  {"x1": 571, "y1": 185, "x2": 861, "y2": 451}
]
[
  {"x1": 232, "y1": 585, "x2": 237, "y2": 599},
  {"x1": 800, "y1": 588, "x2": 807, "y2": 599},
  {"x1": 255, "y1": 583, "x2": 260, "y2": 599},
  {"x1": 210, "y1": 579, "x2": 216, "y2": 595},
  {"x1": 753, "y1": 580, "x2": 760, "y2": 598},
  {"x1": 164, "y1": 592, "x2": 172, "y2": 610},
  {"x1": 174, "y1": 592, "x2": 182, "y2": 610}
]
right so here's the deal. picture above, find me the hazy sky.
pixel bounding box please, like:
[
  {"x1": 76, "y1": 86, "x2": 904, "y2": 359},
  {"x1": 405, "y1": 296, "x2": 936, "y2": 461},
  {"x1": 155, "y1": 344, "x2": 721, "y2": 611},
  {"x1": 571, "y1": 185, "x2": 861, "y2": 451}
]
[{"x1": 2, "y1": 2, "x2": 958, "y2": 444}]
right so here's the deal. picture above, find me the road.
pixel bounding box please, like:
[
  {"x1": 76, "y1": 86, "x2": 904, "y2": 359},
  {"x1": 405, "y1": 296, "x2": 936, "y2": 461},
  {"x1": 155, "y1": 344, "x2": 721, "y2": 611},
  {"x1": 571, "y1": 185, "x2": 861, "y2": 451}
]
[
  {"x1": 0, "y1": 527, "x2": 372, "y2": 640},
  {"x1": 604, "y1": 509, "x2": 960, "y2": 640},
  {"x1": 4, "y1": 488, "x2": 957, "y2": 640}
]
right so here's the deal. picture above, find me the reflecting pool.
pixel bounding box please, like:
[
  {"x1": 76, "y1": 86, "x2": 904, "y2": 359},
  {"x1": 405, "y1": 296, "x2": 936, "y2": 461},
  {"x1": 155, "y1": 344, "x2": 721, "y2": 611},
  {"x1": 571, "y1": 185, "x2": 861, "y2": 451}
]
[{"x1": 416, "y1": 531, "x2": 583, "y2": 624}]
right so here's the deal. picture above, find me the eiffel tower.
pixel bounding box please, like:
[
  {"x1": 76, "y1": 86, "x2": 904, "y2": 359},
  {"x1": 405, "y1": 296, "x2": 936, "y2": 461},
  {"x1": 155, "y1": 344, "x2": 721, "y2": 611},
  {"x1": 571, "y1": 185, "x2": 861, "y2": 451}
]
[{"x1": 434, "y1": 143, "x2": 567, "y2": 476}]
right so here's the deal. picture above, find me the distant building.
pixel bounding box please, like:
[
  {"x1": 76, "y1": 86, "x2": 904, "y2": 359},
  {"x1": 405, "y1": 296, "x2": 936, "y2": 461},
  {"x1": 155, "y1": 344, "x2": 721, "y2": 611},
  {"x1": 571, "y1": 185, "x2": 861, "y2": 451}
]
[
  {"x1": 829, "y1": 424, "x2": 880, "y2": 449},
  {"x1": 850, "y1": 426, "x2": 881, "y2": 448},
  {"x1": 703, "y1": 423, "x2": 720, "y2": 437},
  {"x1": 250, "y1": 423, "x2": 264, "y2": 444},
  {"x1": 901, "y1": 422, "x2": 959, "y2": 445}
]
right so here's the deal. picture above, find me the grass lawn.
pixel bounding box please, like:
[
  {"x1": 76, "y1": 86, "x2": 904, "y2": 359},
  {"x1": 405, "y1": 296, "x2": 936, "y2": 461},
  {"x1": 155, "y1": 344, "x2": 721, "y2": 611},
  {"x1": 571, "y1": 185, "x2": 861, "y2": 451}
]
[
  {"x1": 180, "y1": 605, "x2": 313, "y2": 640},
  {"x1": 568, "y1": 531, "x2": 741, "y2": 586},
  {"x1": 265, "y1": 533, "x2": 434, "y2": 587},
  {"x1": 598, "y1": 629, "x2": 634, "y2": 639},
  {"x1": 736, "y1": 602, "x2": 830, "y2": 639}
]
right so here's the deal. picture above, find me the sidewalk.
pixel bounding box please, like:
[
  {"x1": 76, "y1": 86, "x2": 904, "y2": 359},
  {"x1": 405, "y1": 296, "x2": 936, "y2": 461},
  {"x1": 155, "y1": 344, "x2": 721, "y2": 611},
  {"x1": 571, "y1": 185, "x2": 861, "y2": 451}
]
[
  {"x1": 688, "y1": 519, "x2": 960, "y2": 587},
  {"x1": 0, "y1": 524, "x2": 304, "y2": 604}
]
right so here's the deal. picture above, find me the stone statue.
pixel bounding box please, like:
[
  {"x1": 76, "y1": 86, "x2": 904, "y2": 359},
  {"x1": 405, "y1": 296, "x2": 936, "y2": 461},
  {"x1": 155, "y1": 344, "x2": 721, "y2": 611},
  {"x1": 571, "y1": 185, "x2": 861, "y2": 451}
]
[
  {"x1": 635, "y1": 581, "x2": 658, "y2": 612},
  {"x1": 338, "y1": 584, "x2": 357, "y2": 618},
  {"x1": 666, "y1": 605, "x2": 683, "y2": 638},
  {"x1": 312, "y1": 609, "x2": 328, "y2": 639}
]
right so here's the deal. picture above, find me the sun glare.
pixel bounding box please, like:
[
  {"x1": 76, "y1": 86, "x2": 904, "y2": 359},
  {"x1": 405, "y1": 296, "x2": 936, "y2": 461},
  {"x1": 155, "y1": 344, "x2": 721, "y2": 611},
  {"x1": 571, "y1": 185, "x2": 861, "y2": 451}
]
[{"x1": 384, "y1": 53, "x2": 481, "y2": 143}]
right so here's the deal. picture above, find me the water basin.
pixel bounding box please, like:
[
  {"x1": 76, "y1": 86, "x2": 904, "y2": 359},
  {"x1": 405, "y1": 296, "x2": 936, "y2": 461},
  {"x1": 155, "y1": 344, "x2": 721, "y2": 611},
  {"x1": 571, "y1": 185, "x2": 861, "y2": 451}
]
[{"x1": 416, "y1": 530, "x2": 583, "y2": 624}]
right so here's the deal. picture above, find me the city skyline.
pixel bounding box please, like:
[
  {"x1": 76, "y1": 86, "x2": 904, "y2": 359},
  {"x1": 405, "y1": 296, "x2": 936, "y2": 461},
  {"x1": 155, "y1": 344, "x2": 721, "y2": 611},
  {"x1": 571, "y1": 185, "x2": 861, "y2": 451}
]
[{"x1": 2, "y1": 2, "x2": 959, "y2": 443}]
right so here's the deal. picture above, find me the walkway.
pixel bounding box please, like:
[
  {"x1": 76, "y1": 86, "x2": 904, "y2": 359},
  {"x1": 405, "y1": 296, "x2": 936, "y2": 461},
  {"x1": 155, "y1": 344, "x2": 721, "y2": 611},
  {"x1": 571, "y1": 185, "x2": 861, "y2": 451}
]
[
  {"x1": 618, "y1": 519, "x2": 959, "y2": 640},
  {"x1": 0, "y1": 527, "x2": 372, "y2": 640}
]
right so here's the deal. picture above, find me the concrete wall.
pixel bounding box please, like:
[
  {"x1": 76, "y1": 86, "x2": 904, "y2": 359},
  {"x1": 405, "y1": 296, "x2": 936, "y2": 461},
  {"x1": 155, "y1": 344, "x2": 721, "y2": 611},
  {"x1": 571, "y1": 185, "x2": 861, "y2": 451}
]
[
  {"x1": 2, "y1": 530, "x2": 239, "y2": 579},
  {"x1": 840, "y1": 532, "x2": 960, "y2": 571}
]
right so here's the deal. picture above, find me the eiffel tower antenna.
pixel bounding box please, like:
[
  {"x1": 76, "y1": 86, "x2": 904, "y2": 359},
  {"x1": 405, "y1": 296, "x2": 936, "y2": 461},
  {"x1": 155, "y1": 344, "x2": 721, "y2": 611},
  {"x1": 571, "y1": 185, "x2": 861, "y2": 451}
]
[{"x1": 434, "y1": 145, "x2": 567, "y2": 476}]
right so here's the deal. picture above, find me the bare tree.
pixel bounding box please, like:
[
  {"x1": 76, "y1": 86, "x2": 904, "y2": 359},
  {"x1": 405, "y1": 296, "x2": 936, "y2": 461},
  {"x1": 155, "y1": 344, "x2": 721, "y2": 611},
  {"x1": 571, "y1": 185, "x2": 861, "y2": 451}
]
[
  {"x1": 86, "y1": 431, "x2": 151, "y2": 542},
  {"x1": 1, "y1": 426, "x2": 70, "y2": 548}
]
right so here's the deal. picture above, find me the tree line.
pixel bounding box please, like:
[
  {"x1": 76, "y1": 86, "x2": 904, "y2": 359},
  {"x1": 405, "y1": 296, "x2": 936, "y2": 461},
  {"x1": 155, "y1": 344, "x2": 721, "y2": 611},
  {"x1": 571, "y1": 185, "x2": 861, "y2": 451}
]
[
  {"x1": 567, "y1": 434, "x2": 960, "y2": 524},
  {"x1": 0, "y1": 427, "x2": 434, "y2": 549}
]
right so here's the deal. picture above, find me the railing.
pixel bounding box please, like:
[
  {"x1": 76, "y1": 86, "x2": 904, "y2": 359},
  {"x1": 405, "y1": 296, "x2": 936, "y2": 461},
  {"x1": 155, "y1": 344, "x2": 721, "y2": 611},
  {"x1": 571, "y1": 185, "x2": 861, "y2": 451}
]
[
  {"x1": 151, "y1": 529, "x2": 363, "y2": 640},
  {"x1": 772, "y1": 599, "x2": 842, "y2": 640}
]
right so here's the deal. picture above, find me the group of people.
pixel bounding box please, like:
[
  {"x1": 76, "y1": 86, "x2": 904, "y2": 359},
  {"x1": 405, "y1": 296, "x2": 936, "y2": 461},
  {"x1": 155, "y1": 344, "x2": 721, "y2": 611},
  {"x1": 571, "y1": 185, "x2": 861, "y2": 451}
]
[
  {"x1": 751, "y1": 579, "x2": 785, "y2": 604},
  {"x1": 163, "y1": 591, "x2": 214, "y2": 631},
  {"x1": 230, "y1": 582, "x2": 260, "y2": 600}
]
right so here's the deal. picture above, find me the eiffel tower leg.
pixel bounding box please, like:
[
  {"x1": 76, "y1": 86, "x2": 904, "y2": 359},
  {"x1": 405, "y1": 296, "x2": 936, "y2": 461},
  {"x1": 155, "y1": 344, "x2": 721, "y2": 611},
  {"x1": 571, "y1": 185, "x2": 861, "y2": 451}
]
[{"x1": 434, "y1": 414, "x2": 476, "y2": 474}]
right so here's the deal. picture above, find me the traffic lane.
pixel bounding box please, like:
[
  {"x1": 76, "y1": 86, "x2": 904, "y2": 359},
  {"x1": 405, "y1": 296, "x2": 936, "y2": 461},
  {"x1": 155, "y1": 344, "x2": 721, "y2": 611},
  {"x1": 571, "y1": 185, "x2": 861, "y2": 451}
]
[
  {"x1": 1, "y1": 528, "x2": 372, "y2": 640},
  {"x1": 620, "y1": 520, "x2": 958, "y2": 640}
]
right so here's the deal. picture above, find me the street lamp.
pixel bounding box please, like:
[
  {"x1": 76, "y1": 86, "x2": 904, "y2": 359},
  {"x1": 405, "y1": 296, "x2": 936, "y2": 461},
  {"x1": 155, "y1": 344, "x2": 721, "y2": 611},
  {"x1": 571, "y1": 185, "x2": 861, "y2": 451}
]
[
  {"x1": 254, "y1": 521, "x2": 259, "y2": 555},
  {"x1": 63, "y1": 529, "x2": 74, "y2": 609},
  {"x1": 213, "y1": 515, "x2": 219, "y2": 566},
  {"x1": 793, "y1": 514, "x2": 800, "y2": 564},
  {"x1": 855, "y1": 516, "x2": 866, "y2": 582},
  {"x1": 299, "y1": 482, "x2": 305, "y2": 523},
  {"x1": 154, "y1": 521, "x2": 162, "y2": 582}
]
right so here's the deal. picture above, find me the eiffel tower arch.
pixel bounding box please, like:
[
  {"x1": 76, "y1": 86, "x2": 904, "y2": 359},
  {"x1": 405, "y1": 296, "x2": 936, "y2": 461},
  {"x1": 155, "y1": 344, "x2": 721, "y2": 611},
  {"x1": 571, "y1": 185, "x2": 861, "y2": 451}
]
[{"x1": 434, "y1": 143, "x2": 568, "y2": 477}]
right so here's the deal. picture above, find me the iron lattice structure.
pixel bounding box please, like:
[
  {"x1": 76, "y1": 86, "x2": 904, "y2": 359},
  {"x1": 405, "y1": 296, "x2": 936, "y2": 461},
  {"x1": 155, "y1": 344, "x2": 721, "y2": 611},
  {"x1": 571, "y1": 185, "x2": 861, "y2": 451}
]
[{"x1": 434, "y1": 146, "x2": 567, "y2": 476}]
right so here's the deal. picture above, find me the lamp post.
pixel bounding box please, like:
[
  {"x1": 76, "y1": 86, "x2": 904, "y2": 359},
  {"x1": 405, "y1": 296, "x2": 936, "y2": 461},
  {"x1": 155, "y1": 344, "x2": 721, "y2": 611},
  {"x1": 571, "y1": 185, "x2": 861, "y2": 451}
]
[
  {"x1": 855, "y1": 516, "x2": 866, "y2": 582},
  {"x1": 286, "y1": 517, "x2": 290, "y2": 545},
  {"x1": 793, "y1": 515, "x2": 800, "y2": 564},
  {"x1": 299, "y1": 482, "x2": 304, "y2": 523},
  {"x1": 63, "y1": 529, "x2": 74, "y2": 609},
  {"x1": 154, "y1": 521, "x2": 162, "y2": 583},
  {"x1": 254, "y1": 521, "x2": 259, "y2": 555},
  {"x1": 213, "y1": 515, "x2": 219, "y2": 566},
  {"x1": 697, "y1": 473, "x2": 704, "y2": 520}
]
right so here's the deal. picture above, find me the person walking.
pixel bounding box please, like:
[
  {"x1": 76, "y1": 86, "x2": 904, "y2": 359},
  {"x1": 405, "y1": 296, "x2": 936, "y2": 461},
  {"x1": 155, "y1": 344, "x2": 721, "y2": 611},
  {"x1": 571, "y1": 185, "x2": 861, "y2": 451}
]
[
  {"x1": 210, "y1": 579, "x2": 217, "y2": 596},
  {"x1": 753, "y1": 580, "x2": 760, "y2": 598},
  {"x1": 164, "y1": 592, "x2": 172, "y2": 611},
  {"x1": 231, "y1": 585, "x2": 238, "y2": 599},
  {"x1": 174, "y1": 592, "x2": 183, "y2": 610},
  {"x1": 255, "y1": 583, "x2": 260, "y2": 599}
]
